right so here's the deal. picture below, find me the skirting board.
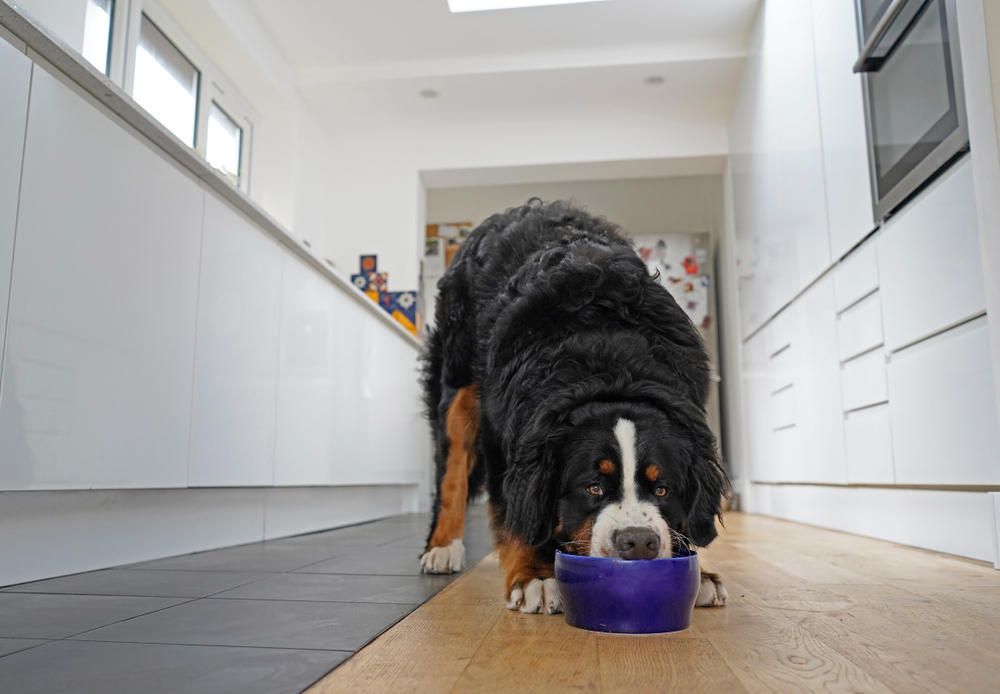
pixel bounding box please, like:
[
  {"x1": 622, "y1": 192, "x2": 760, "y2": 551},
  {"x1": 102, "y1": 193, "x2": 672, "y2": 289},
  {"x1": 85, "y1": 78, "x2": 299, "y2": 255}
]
[
  {"x1": 0, "y1": 485, "x2": 419, "y2": 587},
  {"x1": 741, "y1": 482, "x2": 1000, "y2": 566}
]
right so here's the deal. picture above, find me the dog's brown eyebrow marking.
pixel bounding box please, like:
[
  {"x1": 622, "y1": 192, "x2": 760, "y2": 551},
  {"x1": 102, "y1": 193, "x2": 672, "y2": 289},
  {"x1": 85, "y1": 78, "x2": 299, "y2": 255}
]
[
  {"x1": 599, "y1": 459, "x2": 615, "y2": 475},
  {"x1": 645, "y1": 464, "x2": 660, "y2": 482}
]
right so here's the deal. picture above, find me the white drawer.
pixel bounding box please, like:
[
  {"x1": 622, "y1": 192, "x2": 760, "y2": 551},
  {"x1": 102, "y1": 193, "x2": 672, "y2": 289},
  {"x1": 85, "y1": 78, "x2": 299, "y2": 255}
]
[
  {"x1": 837, "y1": 291, "x2": 883, "y2": 361},
  {"x1": 845, "y1": 404, "x2": 894, "y2": 484},
  {"x1": 888, "y1": 317, "x2": 1000, "y2": 485},
  {"x1": 772, "y1": 385, "x2": 795, "y2": 430},
  {"x1": 833, "y1": 242, "x2": 878, "y2": 312},
  {"x1": 841, "y1": 348, "x2": 888, "y2": 412},
  {"x1": 769, "y1": 343, "x2": 795, "y2": 391},
  {"x1": 877, "y1": 159, "x2": 986, "y2": 351},
  {"x1": 765, "y1": 308, "x2": 795, "y2": 357}
]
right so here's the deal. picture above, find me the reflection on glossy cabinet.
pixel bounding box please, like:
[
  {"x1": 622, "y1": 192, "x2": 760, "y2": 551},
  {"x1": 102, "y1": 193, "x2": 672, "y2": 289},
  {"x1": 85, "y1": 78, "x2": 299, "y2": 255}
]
[
  {"x1": 810, "y1": 0, "x2": 875, "y2": 258},
  {"x1": 731, "y1": 0, "x2": 831, "y2": 337},
  {"x1": 742, "y1": 330, "x2": 776, "y2": 483},
  {"x1": 0, "y1": 42, "x2": 30, "y2": 358},
  {"x1": 888, "y1": 317, "x2": 1000, "y2": 485},
  {"x1": 0, "y1": 67, "x2": 203, "y2": 490},
  {"x1": 188, "y1": 196, "x2": 283, "y2": 487}
]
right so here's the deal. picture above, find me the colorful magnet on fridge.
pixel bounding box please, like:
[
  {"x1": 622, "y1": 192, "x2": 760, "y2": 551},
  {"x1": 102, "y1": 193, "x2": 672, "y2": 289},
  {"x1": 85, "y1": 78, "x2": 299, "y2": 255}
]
[{"x1": 682, "y1": 256, "x2": 699, "y2": 275}]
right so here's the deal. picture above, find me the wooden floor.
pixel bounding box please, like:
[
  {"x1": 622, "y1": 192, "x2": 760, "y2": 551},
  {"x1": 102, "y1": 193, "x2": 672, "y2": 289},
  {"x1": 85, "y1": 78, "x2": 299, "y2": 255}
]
[{"x1": 307, "y1": 513, "x2": 1000, "y2": 694}]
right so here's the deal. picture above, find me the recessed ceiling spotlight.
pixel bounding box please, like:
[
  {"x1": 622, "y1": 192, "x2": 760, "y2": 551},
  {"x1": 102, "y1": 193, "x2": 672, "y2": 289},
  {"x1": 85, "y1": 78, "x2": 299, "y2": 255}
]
[
  {"x1": 420, "y1": 89, "x2": 439, "y2": 99},
  {"x1": 646, "y1": 76, "x2": 665, "y2": 85},
  {"x1": 448, "y1": 0, "x2": 612, "y2": 12}
]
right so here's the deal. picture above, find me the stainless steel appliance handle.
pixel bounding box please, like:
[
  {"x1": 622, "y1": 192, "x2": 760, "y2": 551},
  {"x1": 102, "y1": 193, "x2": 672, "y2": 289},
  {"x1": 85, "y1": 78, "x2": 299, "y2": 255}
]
[{"x1": 853, "y1": 0, "x2": 909, "y2": 73}]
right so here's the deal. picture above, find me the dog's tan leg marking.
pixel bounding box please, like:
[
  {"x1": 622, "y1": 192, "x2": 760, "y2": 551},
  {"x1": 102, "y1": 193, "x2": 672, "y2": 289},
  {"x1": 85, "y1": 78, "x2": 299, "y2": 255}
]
[
  {"x1": 696, "y1": 569, "x2": 727, "y2": 607},
  {"x1": 495, "y1": 531, "x2": 562, "y2": 615},
  {"x1": 421, "y1": 385, "x2": 479, "y2": 574}
]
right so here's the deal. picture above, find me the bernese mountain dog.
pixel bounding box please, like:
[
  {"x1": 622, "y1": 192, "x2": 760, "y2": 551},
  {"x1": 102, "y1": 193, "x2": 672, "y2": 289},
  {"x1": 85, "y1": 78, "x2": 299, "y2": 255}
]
[{"x1": 419, "y1": 200, "x2": 728, "y2": 614}]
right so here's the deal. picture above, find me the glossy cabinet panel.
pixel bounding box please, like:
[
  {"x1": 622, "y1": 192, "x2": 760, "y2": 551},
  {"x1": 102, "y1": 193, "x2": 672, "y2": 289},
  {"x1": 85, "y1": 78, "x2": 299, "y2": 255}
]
[
  {"x1": 0, "y1": 67, "x2": 203, "y2": 490},
  {"x1": 742, "y1": 331, "x2": 776, "y2": 483},
  {"x1": 274, "y1": 253, "x2": 427, "y2": 486},
  {"x1": 888, "y1": 318, "x2": 1000, "y2": 485},
  {"x1": 837, "y1": 291, "x2": 884, "y2": 361},
  {"x1": 772, "y1": 386, "x2": 796, "y2": 430},
  {"x1": 731, "y1": 0, "x2": 832, "y2": 337},
  {"x1": 878, "y1": 159, "x2": 986, "y2": 351},
  {"x1": 840, "y1": 348, "x2": 888, "y2": 412},
  {"x1": 810, "y1": 0, "x2": 876, "y2": 259},
  {"x1": 0, "y1": 44, "x2": 30, "y2": 364},
  {"x1": 833, "y1": 242, "x2": 879, "y2": 313},
  {"x1": 188, "y1": 196, "x2": 282, "y2": 487},
  {"x1": 845, "y1": 404, "x2": 895, "y2": 484}
]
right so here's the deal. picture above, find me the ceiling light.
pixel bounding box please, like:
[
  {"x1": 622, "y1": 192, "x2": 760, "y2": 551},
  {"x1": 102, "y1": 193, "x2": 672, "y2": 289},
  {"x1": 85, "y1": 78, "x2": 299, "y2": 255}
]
[
  {"x1": 420, "y1": 89, "x2": 439, "y2": 98},
  {"x1": 645, "y1": 76, "x2": 665, "y2": 85},
  {"x1": 448, "y1": 0, "x2": 612, "y2": 13}
]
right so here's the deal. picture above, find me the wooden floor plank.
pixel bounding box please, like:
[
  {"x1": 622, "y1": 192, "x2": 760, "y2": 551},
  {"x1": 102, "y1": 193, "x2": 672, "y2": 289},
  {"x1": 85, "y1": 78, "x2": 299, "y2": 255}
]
[{"x1": 306, "y1": 513, "x2": 1000, "y2": 694}]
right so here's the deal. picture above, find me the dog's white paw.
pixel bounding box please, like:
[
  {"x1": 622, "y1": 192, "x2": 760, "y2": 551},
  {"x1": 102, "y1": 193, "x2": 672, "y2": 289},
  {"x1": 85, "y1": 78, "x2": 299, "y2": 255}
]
[
  {"x1": 695, "y1": 571, "x2": 727, "y2": 607},
  {"x1": 506, "y1": 578, "x2": 563, "y2": 614},
  {"x1": 420, "y1": 538, "x2": 465, "y2": 574}
]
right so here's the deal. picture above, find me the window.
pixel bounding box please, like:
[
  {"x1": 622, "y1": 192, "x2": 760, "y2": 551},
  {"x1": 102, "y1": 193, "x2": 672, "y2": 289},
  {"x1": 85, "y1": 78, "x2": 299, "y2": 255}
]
[
  {"x1": 206, "y1": 102, "x2": 242, "y2": 185},
  {"x1": 82, "y1": 0, "x2": 114, "y2": 74},
  {"x1": 132, "y1": 14, "x2": 199, "y2": 147}
]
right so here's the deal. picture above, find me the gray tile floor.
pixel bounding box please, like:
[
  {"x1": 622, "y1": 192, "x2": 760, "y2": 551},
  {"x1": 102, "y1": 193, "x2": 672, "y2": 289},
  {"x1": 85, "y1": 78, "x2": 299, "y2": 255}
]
[{"x1": 0, "y1": 504, "x2": 494, "y2": 694}]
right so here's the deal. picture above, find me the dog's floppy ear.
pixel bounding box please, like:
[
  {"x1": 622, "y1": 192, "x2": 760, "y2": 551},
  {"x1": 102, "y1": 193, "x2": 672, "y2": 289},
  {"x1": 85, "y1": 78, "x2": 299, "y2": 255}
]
[{"x1": 673, "y1": 403, "x2": 729, "y2": 547}]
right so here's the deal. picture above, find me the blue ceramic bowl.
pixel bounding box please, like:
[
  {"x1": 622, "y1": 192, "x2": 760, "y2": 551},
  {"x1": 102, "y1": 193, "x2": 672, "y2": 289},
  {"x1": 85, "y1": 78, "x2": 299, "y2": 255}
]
[{"x1": 555, "y1": 548, "x2": 700, "y2": 633}]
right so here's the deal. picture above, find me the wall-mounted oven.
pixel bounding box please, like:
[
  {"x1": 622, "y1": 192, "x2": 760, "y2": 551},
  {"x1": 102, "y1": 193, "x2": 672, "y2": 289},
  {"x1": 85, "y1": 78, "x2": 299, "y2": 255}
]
[{"x1": 854, "y1": 0, "x2": 969, "y2": 221}]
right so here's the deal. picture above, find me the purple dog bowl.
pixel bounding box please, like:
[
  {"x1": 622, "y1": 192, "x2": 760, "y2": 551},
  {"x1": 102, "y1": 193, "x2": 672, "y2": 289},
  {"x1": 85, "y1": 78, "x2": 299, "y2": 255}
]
[{"x1": 555, "y1": 548, "x2": 700, "y2": 634}]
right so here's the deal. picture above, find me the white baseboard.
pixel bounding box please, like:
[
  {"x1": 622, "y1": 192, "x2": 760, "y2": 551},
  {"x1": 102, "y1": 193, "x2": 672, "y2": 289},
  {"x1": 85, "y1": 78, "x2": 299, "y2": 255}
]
[
  {"x1": 0, "y1": 485, "x2": 419, "y2": 587},
  {"x1": 741, "y1": 482, "x2": 999, "y2": 565},
  {"x1": 991, "y1": 492, "x2": 1000, "y2": 570}
]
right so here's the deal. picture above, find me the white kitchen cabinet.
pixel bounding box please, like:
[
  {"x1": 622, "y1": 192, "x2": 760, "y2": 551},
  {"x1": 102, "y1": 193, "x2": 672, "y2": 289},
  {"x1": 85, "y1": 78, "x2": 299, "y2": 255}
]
[
  {"x1": 0, "y1": 41, "x2": 30, "y2": 371},
  {"x1": 833, "y1": 242, "x2": 879, "y2": 312},
  {"x1": 837, "y1": 291, "x2": 884, "y2": 361},
  {"x1": 731, "y1": 0, "x2": 832, "y2": 337},
  {"x1": 878, "y1": 159, "x2": 986, "y2": 351},
  {"x1": 743, "y1": 330, "x2": 777, "y2": 483},
  {"x1": 0, "y1": 67, "x2": 203, "y2": 490},
  {"x1": 810, "y1": 0, "x2": 876, "y2": 259},
  {"x1": 845, "y1": 404, "x2": 895, "y2": 484},
  {"x1": 188, "y1": 195, "x2": 283, "y2": 487},
  {"x1": 840, "y1": 348, "x2": 889, "y2": 412},
  {"x1": 888, "y1": 317, "x2": 1000, "y2": 485}
]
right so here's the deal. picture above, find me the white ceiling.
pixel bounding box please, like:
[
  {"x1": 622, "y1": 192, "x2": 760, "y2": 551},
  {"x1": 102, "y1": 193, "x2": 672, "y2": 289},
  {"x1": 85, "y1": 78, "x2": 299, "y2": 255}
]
[{"x1": 244, "y1": 0, "x2": 760, "y2": 133}]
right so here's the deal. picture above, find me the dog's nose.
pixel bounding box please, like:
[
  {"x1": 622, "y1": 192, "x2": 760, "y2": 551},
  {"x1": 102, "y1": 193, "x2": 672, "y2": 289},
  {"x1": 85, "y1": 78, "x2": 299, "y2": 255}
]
[{"x1": 612, "y1": 527, "x2": 660, "y2": 560}]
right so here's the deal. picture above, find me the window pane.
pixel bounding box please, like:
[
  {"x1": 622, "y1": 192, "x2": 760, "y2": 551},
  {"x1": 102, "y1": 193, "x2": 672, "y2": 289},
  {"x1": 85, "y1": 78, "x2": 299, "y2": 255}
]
[
  {"x1": 206, "y1": 102, "x2": 242, "y2": 185},
  {"x1": 82, "y1": 0, "x2": 113, "y2": 75},
  {"x1": 132, "y1": 15, "x2": 199, "y2": 147}
]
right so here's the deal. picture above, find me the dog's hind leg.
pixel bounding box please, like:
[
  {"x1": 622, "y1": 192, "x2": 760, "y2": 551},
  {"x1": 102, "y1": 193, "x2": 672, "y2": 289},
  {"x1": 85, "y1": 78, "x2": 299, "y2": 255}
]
[{"x1": 421, "y1": 384, "x2": 479, "y2": 574}]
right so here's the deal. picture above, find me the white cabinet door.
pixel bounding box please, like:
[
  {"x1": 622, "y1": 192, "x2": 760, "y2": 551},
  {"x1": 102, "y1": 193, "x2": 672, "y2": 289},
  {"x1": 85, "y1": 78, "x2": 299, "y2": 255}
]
[
  {"x1": 810, "y1": 0, "x2": 876, "y2": 259},
  {"x1": 845, "y1": 404, "x2": 894, "y2": 484},
  {"x1": 0, "y1": 42, "x2": 30, "y2": 368},
  {"x1": 188, "y1": 195, "x2": 282, "y2": 487},
  {"x1": 0, "y1": 67, "x2": 203, "y2": 490},
  {"x1": 732, "y1": 0, "x2": 832, "y2": 337},
  {"x1": 742, "y1": 330, "x2": 776, "y2": 482},
  {"x1": 878, "y1": 159, "x2": 986, "y2": 351},
  {"x1": 833, "y1": 242, "x2": 879, "y2": 313},
  {"x1": 836, "y1": 291, "x2": 884, "y2": 361},
  {"x1": 888, "y1": 317, "x2": 1000, "y2": 485},
  {"x1": 787, "y1": 277, "x2": 846, "y2": 484}
]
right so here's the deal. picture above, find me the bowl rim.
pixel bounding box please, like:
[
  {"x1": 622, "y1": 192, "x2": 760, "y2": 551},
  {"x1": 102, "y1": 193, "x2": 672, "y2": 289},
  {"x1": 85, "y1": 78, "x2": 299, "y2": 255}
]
[{"x1": 554, "y1": 547, "x2": 697, "y2": 566}]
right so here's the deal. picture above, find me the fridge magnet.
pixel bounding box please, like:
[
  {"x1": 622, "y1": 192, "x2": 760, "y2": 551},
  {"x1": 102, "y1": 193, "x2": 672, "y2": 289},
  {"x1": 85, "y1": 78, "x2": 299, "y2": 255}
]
[
  {"x1": 701, "y1": 315, "x2": 713, "y2": 329},
  {"x1": 683, "y1": 282, "x2": 694, "y2": 293},
  {"x1": 686, "y1": 300, "x2": 698, "y2": 311},
  {"x1": 360, "y1": 255, "x2": 377, "y2": 273},
  {"x1": 695, "y1": 248, "x2": 707, "y2": 265},
  {"x1": 700, "y1": 274, "x2": 711, "y2": 288},
  {"x1": 669, "y1": 277, "x2": 683, "y2": 284},
  {"x1": 682, "y1": 256, "x2": 699, "y2": 275}
]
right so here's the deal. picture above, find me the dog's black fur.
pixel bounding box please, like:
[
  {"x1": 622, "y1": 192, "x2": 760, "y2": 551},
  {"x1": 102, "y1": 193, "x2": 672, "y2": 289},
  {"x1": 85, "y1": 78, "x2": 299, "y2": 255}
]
[{"x1": 423, "y1": 200, "x2": 727, "y2": 566}]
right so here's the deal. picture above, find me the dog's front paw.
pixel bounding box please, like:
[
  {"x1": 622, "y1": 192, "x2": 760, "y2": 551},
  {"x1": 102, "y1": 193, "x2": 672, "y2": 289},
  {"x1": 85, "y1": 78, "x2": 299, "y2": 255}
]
[
  {"x1": 506, "y1": 578, "x2": 563, "y2": 614},
  {"x1": 696, "y1": 571, "x2": 727, "y2": 607},
  {"x1": 420, "y1": 538, "x2": 465, "y2": 574}
]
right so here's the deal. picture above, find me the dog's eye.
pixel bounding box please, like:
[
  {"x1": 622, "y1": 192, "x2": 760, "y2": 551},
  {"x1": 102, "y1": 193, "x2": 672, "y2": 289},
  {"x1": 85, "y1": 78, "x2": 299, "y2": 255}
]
[
  {"x1": 654, "y1": 486, "x2": 667, "y2": 497},
  {"x1": 586, "y1": 484, "x2": 604, "y2": 497}
]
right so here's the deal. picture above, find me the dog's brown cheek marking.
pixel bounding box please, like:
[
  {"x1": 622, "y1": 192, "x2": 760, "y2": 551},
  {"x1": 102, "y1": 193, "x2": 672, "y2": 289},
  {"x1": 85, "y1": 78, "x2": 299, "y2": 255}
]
[
  {"x1": 563, "y1": 518, "x2": 594, "y2": 556},
  {"x1": 495, "y1": 532, "x2": 554, "y2": 599},
  {"x1": 599, "y1": 459, "x2": 615, "y2": 475},
  {"x1": 645, "y1": 464, "x2": 660, "y2": 482},
  {"x1": 427, "y1": 385, "x2": 479, "y2": 550}
]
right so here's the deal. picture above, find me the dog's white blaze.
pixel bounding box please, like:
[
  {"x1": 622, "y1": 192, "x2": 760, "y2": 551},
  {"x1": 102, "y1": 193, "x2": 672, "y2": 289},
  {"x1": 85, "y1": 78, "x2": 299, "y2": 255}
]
[{"x1": 589, "y1": 418, "x2": 671, "y2": 558}]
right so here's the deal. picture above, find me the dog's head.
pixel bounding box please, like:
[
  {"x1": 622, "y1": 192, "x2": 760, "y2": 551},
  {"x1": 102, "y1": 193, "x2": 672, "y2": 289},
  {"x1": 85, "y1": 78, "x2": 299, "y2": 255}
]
[{"x1": 503, "y1": 400, "x2": 726, "y2": 559}]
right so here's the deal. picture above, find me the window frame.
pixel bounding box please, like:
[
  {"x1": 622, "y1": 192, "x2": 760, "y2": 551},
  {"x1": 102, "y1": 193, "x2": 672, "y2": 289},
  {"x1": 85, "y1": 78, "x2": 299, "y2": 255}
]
[{"x1": 115, "y1": 0, "x2": 255, "y2": 194}]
